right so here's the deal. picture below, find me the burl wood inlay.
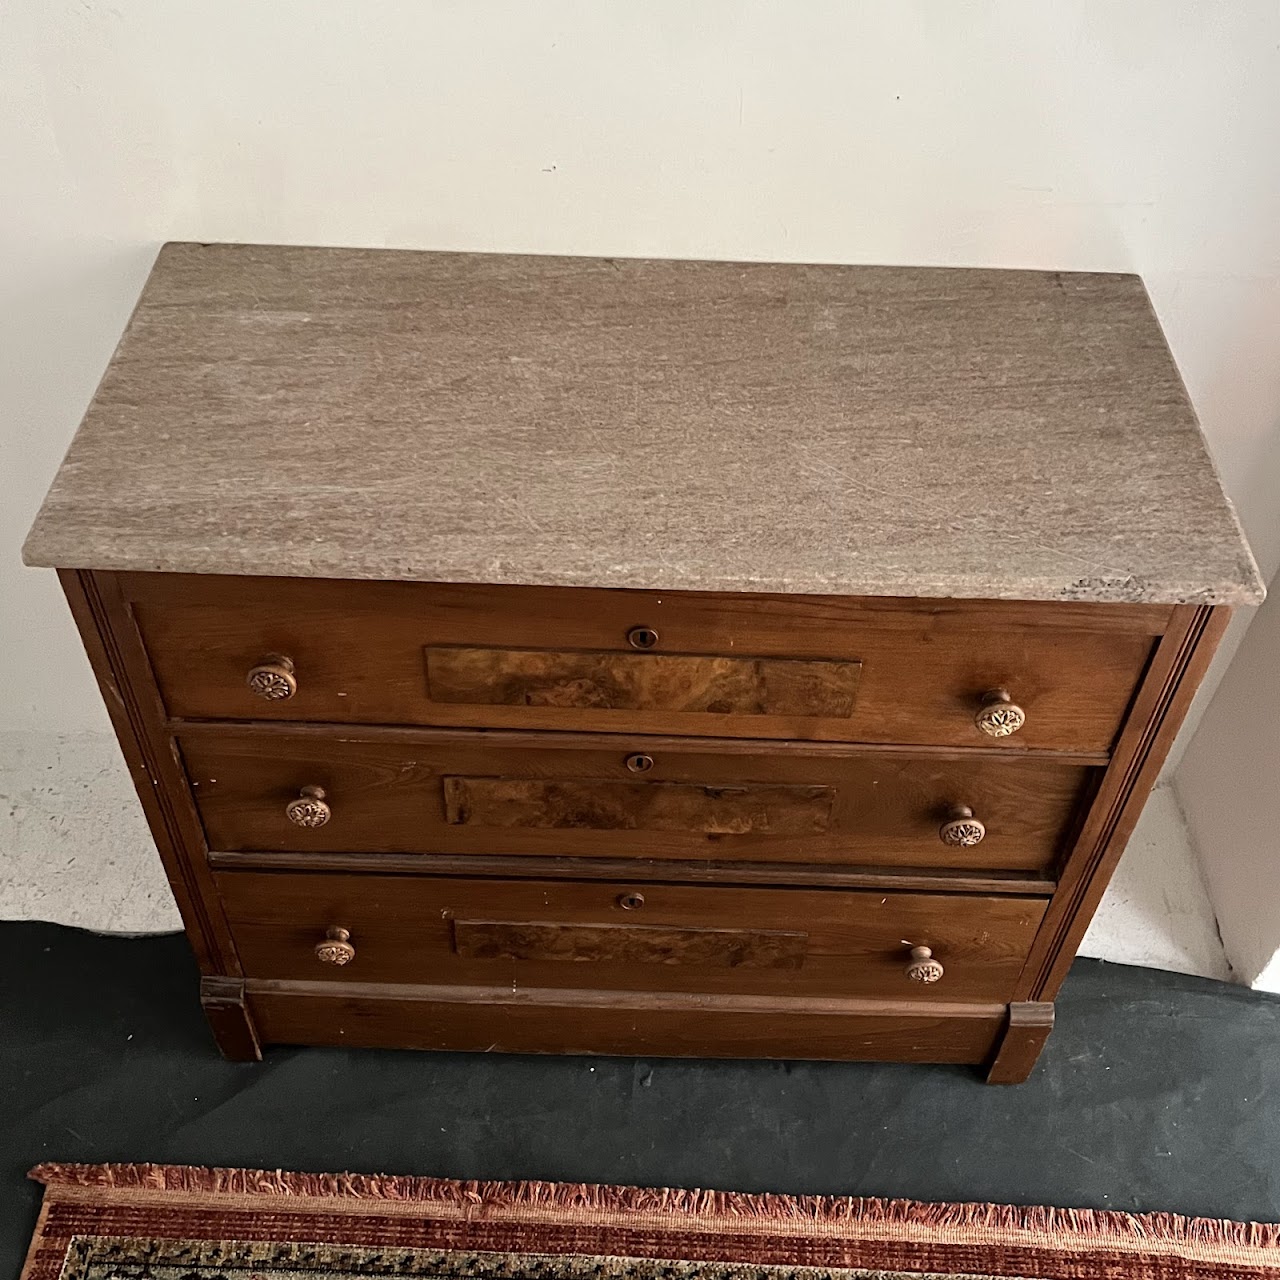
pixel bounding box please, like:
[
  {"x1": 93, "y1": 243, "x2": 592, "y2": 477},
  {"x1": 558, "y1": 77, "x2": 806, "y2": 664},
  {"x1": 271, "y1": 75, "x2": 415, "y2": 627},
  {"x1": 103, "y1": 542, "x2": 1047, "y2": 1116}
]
[
  {"x1": 452, "y1": 919, "x2": 809, "y2": 969},
  {"x1": 426, "y1": 647, "x2": 862, "y2": 718},
  {"x1": 443, "y1": 777, "x2": 836, "y2": 835}
]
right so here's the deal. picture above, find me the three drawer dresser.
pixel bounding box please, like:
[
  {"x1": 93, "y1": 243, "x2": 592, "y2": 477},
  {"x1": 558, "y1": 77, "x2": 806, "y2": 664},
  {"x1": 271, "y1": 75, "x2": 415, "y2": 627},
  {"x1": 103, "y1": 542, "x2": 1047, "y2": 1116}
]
[{"x1": 24, "y1": 244, "x2": 1263, "y2": 1082}]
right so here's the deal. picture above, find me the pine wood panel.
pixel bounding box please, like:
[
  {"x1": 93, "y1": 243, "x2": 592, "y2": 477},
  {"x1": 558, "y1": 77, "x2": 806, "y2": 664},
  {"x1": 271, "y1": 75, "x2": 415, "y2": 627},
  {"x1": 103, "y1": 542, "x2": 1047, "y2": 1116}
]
[
  {"x1": 217, "y1": 870, "x2": 1047, "y2": 1003},
  {"x1": 181, "y1": 730, "x2": 1092, "y2": 871},
  {"x1": 126, "y1": 573, "x2": 1160, "y2": 751}
]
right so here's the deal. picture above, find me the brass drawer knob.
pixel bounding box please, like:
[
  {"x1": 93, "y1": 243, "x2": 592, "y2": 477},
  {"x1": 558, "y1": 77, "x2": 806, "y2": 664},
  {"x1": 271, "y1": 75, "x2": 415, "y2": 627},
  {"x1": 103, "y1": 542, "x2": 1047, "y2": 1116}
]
[
  {"x1": 286, "y1": 785, "x2": 331, "y2": 828},
  {"x1": 315, "y1": 926, "x2": 355, "y2": 966},
  {"x1": 975, "y1": 688, "x2": 1025, "y2": 737},
  {"x1": 905, "y1": 945, "x2": 944, "y2": 985},
  {"x1": 247, "y1": 655, "x2": 297, "y2": 700},
  {"x1": 939, "y1": 804, "x2": 986, "y2": 847}
]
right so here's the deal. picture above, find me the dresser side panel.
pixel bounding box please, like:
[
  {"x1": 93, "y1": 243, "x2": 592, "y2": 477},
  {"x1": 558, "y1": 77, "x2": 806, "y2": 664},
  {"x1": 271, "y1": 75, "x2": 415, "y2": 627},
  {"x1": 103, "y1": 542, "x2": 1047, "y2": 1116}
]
[
  {"x1": 1015, "y1": 604, "x2": 1232, "y2": 1002},
  {"x1": 57, "y1": 569, "x2": 242, "y2": 978}
]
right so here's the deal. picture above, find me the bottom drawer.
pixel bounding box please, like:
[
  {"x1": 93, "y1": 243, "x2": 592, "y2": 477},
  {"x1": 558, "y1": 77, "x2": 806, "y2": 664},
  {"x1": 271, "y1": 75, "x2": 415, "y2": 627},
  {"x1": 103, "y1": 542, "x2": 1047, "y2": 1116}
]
[
  {"x1": 217, "y1": 870, "x2": 1047, "y2": 1004},
  {"x1": 242, "y1": 980, "x2": 1007, "y2": 1063}
]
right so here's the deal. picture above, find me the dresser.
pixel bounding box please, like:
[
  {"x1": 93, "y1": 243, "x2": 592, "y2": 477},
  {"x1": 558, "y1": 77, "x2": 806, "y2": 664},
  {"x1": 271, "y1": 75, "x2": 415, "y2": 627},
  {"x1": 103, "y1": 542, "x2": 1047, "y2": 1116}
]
[{"x1": 23, "y1": 244, "x2": 1263, "y2": 1082}]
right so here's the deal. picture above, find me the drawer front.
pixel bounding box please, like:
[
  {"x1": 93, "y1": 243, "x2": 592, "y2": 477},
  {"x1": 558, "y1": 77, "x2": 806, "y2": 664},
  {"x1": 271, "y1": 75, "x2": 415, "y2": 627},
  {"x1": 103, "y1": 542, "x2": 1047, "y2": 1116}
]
[
  {"x1": 182, "y1": 730, "x2": 1092, "y2": 871},
  {"x1": 126, "y1": 574, "x2": 1162, "y2": 750},
  {"x1": 217, "y1": 870, "x2": 1048, "y2": 1002}
]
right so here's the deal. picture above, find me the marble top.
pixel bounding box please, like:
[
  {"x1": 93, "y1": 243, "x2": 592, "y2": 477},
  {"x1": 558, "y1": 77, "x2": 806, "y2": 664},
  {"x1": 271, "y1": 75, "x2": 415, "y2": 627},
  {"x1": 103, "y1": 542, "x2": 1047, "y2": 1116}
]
[{"x1": 24, "y1": 243, "x2": 1263, "y2": 605}]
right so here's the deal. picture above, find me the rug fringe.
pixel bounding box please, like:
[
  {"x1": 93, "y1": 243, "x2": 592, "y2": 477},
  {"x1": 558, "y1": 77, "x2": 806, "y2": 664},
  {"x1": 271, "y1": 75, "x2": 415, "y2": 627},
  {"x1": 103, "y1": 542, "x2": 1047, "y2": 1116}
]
[{"x1": 28, "y1": 1162, "x2": 1280, "y2": 1252}]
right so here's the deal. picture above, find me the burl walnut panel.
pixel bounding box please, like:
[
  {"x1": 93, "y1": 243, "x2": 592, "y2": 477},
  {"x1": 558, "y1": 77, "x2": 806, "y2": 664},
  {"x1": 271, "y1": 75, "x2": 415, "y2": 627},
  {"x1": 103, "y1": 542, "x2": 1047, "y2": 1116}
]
[
  {"x1": 427, "y1": 646, "x2": 863, "y2": 718},
  {"x1": 450, "y1": 919, "x2": 809, "y2": 969},
  {"x1": 442, "y1": 777, "x2": 836, "y2": 836}
]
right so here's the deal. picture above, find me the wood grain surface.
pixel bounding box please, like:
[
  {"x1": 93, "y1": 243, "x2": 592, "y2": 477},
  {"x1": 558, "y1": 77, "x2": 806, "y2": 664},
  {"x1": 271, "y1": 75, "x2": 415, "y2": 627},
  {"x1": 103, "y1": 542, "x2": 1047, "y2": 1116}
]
[
  {"x1": 986, "y1": 1001, "x2": 1056, "y2": 1084},
  {"x1": 216, "y1": 870, "x2": 1047, "y2": 1002},
  {"x1": 450, "y1": 919, "x2": 809, "y2": 969},
  {"x1": 426, "y1": 645, "x2": 862, "y2": 718},
  {"x1": 1016, "y1": 603, "x2": 1234, "y2": 1001},
  {"x1": 128, "y1": 573, "x2": 1159, "y2": 751},
  {"x1": 442, "y1": 776, "x2": 836, "y2": 836},
  {"x1": 244, "y1": 981, "x2": 1007, "y2": 1063},
  {"x1": 181, "y1": 728, "x2": 1091, "y2": 871},
  {"x1": 206, "y1": 848, "x2": 1057, "y2": 896}
]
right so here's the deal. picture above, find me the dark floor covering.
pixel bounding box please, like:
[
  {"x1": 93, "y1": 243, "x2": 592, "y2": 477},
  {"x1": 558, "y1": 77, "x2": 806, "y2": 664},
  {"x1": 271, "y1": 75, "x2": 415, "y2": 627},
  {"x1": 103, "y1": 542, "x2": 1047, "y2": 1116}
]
[{"x1": 4, "y1": 920, "x2": 1280, "y2": 1275}]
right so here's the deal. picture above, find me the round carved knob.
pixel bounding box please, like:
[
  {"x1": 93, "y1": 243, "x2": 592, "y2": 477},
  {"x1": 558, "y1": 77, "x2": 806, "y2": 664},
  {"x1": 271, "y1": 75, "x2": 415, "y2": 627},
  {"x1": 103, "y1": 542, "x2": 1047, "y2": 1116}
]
[
  {"x1": 247, "y1": 655, "x2": 297, "y2": 701},
  {"x1": 975, "y1": 688, "x2": 1025, "y2": 738},
  {"x1": 315, "y1": 926, "x2": 355, "y2": 966},
  {"x1": 286, "y1": 785, "x2": 331, "y2": 828},
  {"x1": 939, "y1": 804, "x2": 986, "y2": 847},
  {"x1": 905, "y1": 945, "x2": 944, "y2": 985},
  {"x1": 627, "y1": 626, "x2": 660, "y2": 651}
]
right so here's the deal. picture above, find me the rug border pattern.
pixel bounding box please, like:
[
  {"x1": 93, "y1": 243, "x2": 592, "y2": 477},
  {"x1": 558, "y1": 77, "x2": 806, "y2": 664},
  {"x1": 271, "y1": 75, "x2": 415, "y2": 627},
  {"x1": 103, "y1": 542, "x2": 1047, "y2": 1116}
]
[{"x1": 20, "y1": 1162, "x2": 1280, "y2": 1280}]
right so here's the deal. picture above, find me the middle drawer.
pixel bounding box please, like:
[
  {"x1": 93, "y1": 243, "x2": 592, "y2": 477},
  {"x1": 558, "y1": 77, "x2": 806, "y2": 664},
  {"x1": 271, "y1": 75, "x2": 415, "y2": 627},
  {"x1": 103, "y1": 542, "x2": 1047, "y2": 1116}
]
[{"x1": 181, "y1": 730, "x2": 1092, "y2": 872}]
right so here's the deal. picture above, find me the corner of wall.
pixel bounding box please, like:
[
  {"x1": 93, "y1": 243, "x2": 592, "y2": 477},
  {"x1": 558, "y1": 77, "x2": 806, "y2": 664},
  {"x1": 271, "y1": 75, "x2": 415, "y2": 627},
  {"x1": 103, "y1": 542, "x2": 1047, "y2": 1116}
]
[{"x1": 1174, "y1": 572, "x2": 1280, "y2": 993}]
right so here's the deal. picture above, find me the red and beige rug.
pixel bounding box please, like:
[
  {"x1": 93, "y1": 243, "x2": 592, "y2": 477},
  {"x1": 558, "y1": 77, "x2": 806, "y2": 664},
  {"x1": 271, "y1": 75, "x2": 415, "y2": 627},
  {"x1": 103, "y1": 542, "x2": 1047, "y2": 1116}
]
[{"x1": 20, "y1": 1163, "x2": 1280, "y2": 1280}]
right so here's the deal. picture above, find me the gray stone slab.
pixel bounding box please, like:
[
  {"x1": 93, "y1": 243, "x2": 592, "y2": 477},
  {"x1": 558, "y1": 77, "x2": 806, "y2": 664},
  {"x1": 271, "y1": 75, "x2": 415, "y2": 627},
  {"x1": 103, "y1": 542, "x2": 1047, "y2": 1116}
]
[{"x1": 23, "y1": 243, "x2": 1263, "y2": 605}]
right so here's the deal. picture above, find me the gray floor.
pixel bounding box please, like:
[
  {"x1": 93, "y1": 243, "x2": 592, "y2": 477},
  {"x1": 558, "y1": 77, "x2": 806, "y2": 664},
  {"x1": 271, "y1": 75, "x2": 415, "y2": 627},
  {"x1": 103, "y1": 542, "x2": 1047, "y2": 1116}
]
[{"x1": 5, "y1": 922, "x2": 1280, "y2": 1279}]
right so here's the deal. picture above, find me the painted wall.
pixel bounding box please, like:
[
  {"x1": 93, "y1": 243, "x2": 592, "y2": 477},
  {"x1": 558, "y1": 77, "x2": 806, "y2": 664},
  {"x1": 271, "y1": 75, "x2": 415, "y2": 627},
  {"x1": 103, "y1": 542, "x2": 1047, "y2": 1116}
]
[
  {"x1": 5, "y1": 3, "x2": 1280, "y2": 965},
  {"x1": 1177, "y1": 570, "x2": 1280, "y2": 989}
]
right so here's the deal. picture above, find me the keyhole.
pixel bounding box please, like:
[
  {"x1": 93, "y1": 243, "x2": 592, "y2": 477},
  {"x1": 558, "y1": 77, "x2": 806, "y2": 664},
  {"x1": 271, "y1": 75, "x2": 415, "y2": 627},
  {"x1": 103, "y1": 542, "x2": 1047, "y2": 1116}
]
[
  {"x1": 627, "y1": 626, "x2": 659, "y2": 650},
  {"x1": 626, "y1": 753, "x2": 655, "y2": 773},
  {"x1": 617, "y1": 891, "x2": 645, "y2": 911}
]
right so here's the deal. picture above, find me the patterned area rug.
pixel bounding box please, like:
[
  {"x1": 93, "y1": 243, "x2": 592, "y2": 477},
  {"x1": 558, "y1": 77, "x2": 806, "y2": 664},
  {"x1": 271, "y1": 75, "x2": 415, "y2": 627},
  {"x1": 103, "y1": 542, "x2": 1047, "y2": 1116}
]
[{"x1": 20, "y1": 1164, "x2": 1280, "y2": 1280}]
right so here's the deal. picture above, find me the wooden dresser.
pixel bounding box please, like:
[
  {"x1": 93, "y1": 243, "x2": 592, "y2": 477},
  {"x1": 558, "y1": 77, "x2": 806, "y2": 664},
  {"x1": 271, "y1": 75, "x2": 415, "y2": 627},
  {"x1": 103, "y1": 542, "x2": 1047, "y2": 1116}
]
[{"x1": 24, "y1": 244, "x2": 1263, "y2": 1082}]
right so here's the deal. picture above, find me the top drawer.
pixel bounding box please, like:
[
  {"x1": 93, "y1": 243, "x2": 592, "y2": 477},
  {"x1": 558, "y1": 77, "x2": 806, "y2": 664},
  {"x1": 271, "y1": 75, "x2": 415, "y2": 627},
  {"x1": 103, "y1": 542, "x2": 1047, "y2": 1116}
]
[{"x1": 122, "y1": 574, "x2": 1164, "y2": 751}]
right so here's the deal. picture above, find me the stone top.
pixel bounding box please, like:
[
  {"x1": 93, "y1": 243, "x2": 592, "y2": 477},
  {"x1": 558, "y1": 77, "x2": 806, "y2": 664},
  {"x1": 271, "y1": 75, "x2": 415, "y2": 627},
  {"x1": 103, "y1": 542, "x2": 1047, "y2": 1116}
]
[{"x1": 24, "y1": 242, "x2": 1263, "y2": 605}]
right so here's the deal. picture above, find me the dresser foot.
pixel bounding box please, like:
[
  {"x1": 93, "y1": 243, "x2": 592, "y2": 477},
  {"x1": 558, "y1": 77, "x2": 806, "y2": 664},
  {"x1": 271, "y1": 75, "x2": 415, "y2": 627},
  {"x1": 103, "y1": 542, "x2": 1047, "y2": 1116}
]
[
  {"x1": 200, "y1": 976, "x2": 263, "y2": 1062},
  {"x1": 985, "y1": 1001, "x2": 1054, "y2": 1084}
]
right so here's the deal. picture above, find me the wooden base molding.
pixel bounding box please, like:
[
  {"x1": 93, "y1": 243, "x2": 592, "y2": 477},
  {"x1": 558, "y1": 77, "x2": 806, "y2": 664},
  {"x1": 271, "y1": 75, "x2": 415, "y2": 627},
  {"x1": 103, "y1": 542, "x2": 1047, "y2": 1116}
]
[
  {"x1": 200, "y1": 976, "x2": 263, "y2": 1062},
  {"x1": 242, "y1": 980, "x2": 1008, "y2": 1063}
]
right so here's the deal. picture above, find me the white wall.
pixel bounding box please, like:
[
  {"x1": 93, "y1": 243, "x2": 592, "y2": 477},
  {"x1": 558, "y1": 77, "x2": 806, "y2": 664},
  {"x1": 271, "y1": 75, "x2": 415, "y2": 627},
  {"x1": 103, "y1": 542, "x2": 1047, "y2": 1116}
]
[
  {"x1": 5, "y1": 3, "x2": 1280, "y2": 958},
  {"x1": 1177, "y1": 571, "x2": 1280, "y2": 989}
]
